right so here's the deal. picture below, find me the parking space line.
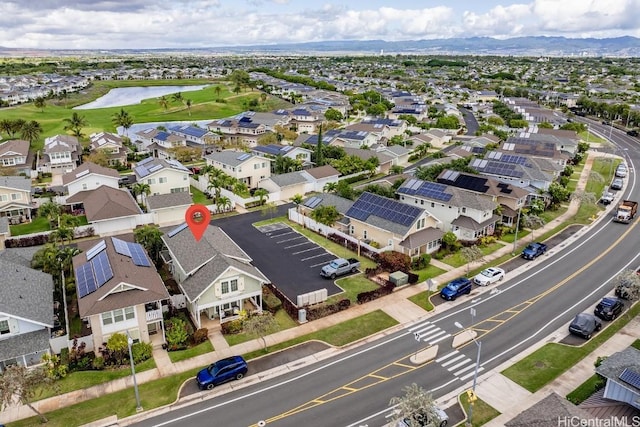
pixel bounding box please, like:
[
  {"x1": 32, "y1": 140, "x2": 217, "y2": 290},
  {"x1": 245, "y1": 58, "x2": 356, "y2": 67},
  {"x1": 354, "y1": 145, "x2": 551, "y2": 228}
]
[
  {"x1": 284, "y1": 242, "x2": 313, "y2": 249},
  {"x1": 271, "y1": 231, "x2": 295, "y2": 238},
  {"x1": 277, "y1": 236, "x2": 304, "y2": 244},
  {"x1": 309, "y1": 259, "x2": 333, "y2": 268},
  {"x1": 302, "y1": 253, "x2": 331, "y2": 261},
  {"x1": 293, "y1": 247, "x2": 323, "y2": 255}
]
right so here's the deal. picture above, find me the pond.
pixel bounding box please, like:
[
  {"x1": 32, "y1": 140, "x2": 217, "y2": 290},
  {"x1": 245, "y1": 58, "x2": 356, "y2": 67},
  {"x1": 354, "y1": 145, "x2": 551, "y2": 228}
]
[{"x1": 74, "y1": 84, "x2": 210, "y2": 110}]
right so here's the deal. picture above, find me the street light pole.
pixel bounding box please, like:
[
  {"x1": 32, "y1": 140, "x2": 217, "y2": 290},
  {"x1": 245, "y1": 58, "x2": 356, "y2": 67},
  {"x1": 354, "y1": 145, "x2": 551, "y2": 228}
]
[
  {"x1": 455, "y1": 321, "x2": 482, "y2": 427},
  {"x1": 127, "y1": 331, "x2": 143, "y2": 412},
  {"x1": 511, "y1": 207, "x2": 521, "y2": 255}
]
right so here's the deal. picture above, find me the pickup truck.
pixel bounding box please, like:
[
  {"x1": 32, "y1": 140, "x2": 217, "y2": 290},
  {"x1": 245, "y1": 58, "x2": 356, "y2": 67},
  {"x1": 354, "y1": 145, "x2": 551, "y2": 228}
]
[
  {"x1": 320, "y1": 258, "x2": 360, "y2": 279},
  {"x1": 613, "y1": 200, "x2": 638, "y2": 223},
  {"x1": 521, "y1": 242, "x2": 547, "y2": 260}
]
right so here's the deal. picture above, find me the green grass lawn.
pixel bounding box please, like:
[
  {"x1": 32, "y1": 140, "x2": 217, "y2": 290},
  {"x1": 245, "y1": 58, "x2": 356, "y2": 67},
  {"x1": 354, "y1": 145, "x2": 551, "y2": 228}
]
[
  {"x1": 503, "y1": 302, "x2": 640, "y2": 392},
  {"x1": 408, "y1": 291, "x2": 435, "y2": 311},
  {"x1": 224, "y1": 308, "x2": 298, "y2": 347},
  {"x1": 190, "y1": 185, "x2": 213, "y2": 205},
  {"x1": 440, "y1": 242, "x2": 505, "y2": 268},
  {"x1": 566, "y1": 374, "x2": 605, "y2": 405},
  {"x1": 9, "y1": 216, "x2": 51, "y2": 236},
  {"x1": 579, "y1": 131, "x2": 606, "y2": 143},
  {"x1": 167, "y1": 340, "x2": 214, "y2": 363},
  {"x1": 412, "y1": 264, "x2": 447, "y2": 283},
  {"x1": 327, "y1": 275, "x2": 380, "y2": 304},
  {"x1": 499, "y1": 228, "x2": 531, "y2": 243},
  {"x1": 459, "y1": 393, "x2": 501, "y2": 427}
]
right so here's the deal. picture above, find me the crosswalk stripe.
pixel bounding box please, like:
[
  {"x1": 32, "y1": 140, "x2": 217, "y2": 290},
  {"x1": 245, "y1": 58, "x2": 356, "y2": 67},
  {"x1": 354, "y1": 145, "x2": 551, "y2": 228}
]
[
  {"x1": 441, "y1": 354, "x2": 466, "y2": 367},
  {"x1": 453, "y1": 363, "x2": 477, "y2": 376},
  {"x1": 435, "y1": 351, "x2": 459, "y2": 363},
  {"x1": 420, "y1": 329, "x2": 446, "y2": 341},
  {"x1": 447, "y1": 359, "x2": 472, "y2": 371},
  {"x1": 414, "y1": 324, "x2": 437, "y2": 334},
  {"x1": 428, "y1": 334, "x2": 451, "y2": 345},
  {"x1": 458, "y1": 367, "x2": 484, "y2": 381},
  {"x1": 408, "y1": 321, "x2": 432, "y2": 332}
]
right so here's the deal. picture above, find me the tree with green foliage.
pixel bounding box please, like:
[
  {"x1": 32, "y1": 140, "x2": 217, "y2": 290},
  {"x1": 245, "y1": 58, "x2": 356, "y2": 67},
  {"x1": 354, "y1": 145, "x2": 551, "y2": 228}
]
[
  {"x1": 106, "y1": 333, "x2": 129, "y2": 366},
  {"x1": 315, "y1": 125, "x2": 325, "y2": 166},
  {"x1": 0, "y1": 364, "x2": 55, "y2": 423},
  {"x1": 111, "y1": 108, "x2": 133, "y2": 135},
  {"x1": 538, "y1": 121, "x2": 553, "y2": 129},
  {"x1": 243, "y1": 312, "x2": 278, "y2": 350},
  {"x1": 132, "y1": 182, "x2": 151, "y2": 207},
  {"x1": 171, "y1": 92, "x2": 183, "y2": 104},
  {"x1": 185, "y1": 99, "x2": 192, "y2": 116},
  {"x1": 38, "y1": 201, "x2": 62, "y2": 227},
  {"x1": 389, "y1": 383, "x2": 441, "y2": 427},
  {"x1": 34, "y1": 96, "x2": 46, "y2": 112},
  {"x1": 547, "y1": 181, "x2": 571, "y2": 207},
  {"x1": 324, "y1": 108, "x2": 343, "y2": 122},
  {"x1": 441, "y1": 231, "x2": 458, "y2": 249},
  {"x1": 254, "y1": 188, "x2": 269, "y2": 206},
  {"x1": 434, "y1": 114, "x2": 461, "y2": 129},
  {"x1": 63, "y1": 112, "x2": 88, "y2": 138},
  {"x1": 291, "y1": 194, "x2": 303, "y2": 212},
  {"x1": 19, "y1": 120, "x2": 42, "y2": 144},
  {"x1": 310, "y1": 205, "x2": 340, "y2": 226},
  {"x1": 158, "y1": 95, "x2": 169, "y2": 110},
  {"x1": 166, "y1": 317, "x2": 189, "y2": 351},
  {"x1": 461, "y1": 245, "x2": 485, "y2": 274},
  {"x1": 134, "y1": 225, "x2": 164, "y2": 266}
]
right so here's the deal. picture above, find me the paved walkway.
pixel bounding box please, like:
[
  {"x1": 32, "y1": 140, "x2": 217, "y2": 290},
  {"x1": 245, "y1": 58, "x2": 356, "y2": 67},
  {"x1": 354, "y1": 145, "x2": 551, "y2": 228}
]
[{"x1": 0, "y1": 150, "x2": 629, "y2": 426}]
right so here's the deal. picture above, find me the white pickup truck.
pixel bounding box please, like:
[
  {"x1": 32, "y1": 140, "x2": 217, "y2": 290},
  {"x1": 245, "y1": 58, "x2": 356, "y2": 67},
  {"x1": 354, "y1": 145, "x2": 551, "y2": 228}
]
[{"x1": 320, "y1": 258, "x2": 360, "y2": 279}]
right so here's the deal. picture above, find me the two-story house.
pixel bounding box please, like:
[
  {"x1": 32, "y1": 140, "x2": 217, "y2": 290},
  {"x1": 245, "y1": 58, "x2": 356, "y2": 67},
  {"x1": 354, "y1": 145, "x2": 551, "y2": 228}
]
[
  {"x1": 0, "y1": 256, "x2": 54, "y2": 372},
  {"x1": 40, "y1": 135, "x2": 81, "y2": 175},
  {"x1": 89, "y1": 132, "x2": 128, "y2": 167},
  {"x1": 397, "y1": 178, "x2": 500, "y2": 241},
  {"x1": 207, "y1": 117, "x2": 267, "y2": 148},
  {"x1": 361, "y1": 118, "x2": 408, "y2": 138},
  {"x1": 0, "y1": 139, "x2": 30, "y2": 174},
  {"x1": 288, "y1": 107, "x2": 323, "y2": 134},
  {"x1": 0, "y1": 175, "x2": 33, "y2": 224},
  {"x1": 161, "y1": 223, "x2": 268, "y2": 329},
  {"x1": 470, "y1": 156, "x2": 556, "y2": 192},
  {"x1": 73, "y1": 237, "x2": 170, "y2": 351},
  {"x1": 62, "y1": 161, "x2": 121, "y2": 198},
  {"x1": 147, "y1": 131, "x2": 187, "y2": 160},
  {"x1": 133, "y1": 157, "x2": 191, "y2": 196},
  {"x1": 251, "y1": 144, "x2": 313, "y2": 169},
  {"x1": 325, "y1": 129, "x2": 379, "y2": 149},
  {"x1": 204, "y1": 151, "x2": 271, "y2": 189},
  {"x1": 168, "y1": 124, "x2": 216, "y2": 147}
]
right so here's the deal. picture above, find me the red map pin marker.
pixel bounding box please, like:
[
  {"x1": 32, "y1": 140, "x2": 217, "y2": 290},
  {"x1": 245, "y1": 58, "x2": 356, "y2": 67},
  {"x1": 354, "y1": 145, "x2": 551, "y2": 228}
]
[{"x1": 185, "y1": 204, "x2": 210, "y2": 241}]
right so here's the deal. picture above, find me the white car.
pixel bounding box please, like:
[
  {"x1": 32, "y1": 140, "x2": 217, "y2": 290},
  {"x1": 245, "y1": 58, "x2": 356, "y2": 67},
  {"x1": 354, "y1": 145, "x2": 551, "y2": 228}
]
[
  {"x1": 473, "y1": 267, "x2": 505, "y2": 286},
  {"x1": 615, "y1": 164, "x2": 627, "y2": 178}
]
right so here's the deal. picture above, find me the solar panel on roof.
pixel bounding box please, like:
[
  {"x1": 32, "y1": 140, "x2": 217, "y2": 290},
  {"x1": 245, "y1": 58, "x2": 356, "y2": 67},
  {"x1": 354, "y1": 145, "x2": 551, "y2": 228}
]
[
  {"x1": 168, "y1": 223, "x2": 188, "y2": 238},
  {"x1": 111, "y1": 237, "x2": 132, "y2": 257},
  {"x1": 237, "y1": 153, "x2": 251, "y2": 161},
  {"x1": 91, "y1": 250, "x2": 113, "y2": 287},
  {"x1": 347, "y1": 193, "x2": 421, "y2": 227},
  {"x1": 86, "y1": 240, "x2": 106, "y2": 261},
  {"x1": 75, "y1": 263, "x2": 97, "y2": 298},
  {"x1": 619, "y1": 368, "x2": 640, "y2": 389},
  {"x1": 128, "y1": 242, "x2": 151, "y2": 267},
  {"x1": 136, "y1": 165, "x2": 150, "y2": 178},
  {"x1": 305, "y1": 196, "x2": 322, "y2": 209},
  {"x1": 138, "y1": 157, "x2": 153, "y2": 165},
  {"x1": 148, "y1": 164, "x2": 163, "y2": 173}
]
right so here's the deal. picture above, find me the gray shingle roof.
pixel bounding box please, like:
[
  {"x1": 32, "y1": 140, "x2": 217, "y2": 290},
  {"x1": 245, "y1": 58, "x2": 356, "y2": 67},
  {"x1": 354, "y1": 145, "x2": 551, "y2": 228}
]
[
  {"x1": 204, "y1": 151, "x2": 263, "y2": 167},
  {"x1": 147, "y1": 192, "x2": 193, "y2": 210},
  {"x1": 0, "y1": 329, "x2": 51, "y2": 361},
  {"x1": 0, "y1": 216, "x2": 8, "y2": 235},
  {"x1": 66, "y1": 185, "x2": 141, "y2": 221},
  {"x1": 0, "y1": 175, "x2": 31, "y2": 192},
  {"x1": 161, "y1": 225, "x2": 267, "y2": 301},
  {"x1": 505, "y1": 392, "x2": 595, "y2": 427},
  {"x1": 0, "y1": 258, "x2": 54, "y2": 325},
  {"x1": 596, "y1": 347, "x2": 640, "y2": 393},
  {"x1": 268, "y1": 171, "x2": 308, "y2": 188},
  {"x1": 303, "y1": 165, "x2": 340, "y2": 179},
  {"x1": 61, "y1": 161, "x2": 121, "y2": 185},
  {"x1": 305, "y1": 193, "x2": 354, "y2": 215},
  {"x1": 0, "y1": 139, "x2": 29, "y2": 157}
]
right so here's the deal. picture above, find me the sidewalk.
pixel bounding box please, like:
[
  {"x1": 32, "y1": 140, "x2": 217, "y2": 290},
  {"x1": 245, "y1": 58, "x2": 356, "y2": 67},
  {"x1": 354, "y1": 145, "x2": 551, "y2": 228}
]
[{"x1": 0, "y1": 151, "x2": 624, "y2": 426}]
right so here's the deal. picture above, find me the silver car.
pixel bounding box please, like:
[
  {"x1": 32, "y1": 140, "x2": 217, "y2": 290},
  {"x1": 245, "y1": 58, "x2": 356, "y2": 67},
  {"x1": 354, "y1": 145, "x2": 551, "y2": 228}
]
[
  {"x1": 615, "y1": 164, "x2": 627, "y2": 178},
  {"x1": 395, "y1": 407, "x2": 449, "y2": 427},
  {"x1": 610, "y1": 178, "x2": 624, "y2": 190}
]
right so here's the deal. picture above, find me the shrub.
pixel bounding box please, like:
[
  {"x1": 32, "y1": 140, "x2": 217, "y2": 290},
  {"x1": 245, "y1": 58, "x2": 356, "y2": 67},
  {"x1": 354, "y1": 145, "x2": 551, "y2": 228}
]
[
  {"x1": 412, "y1": 253, "x2": 431, "y2": 270},
  {"x1": 357, "y1": 283, "x2": 395, "y2": 304},
  {"x1": 131, "y1": 341, "x2": 153, "y2": 363},
  {"x1": 92, "y1": 356, "x2": 105, "y2": 370},
  {"x1": 166, "y1": 317, "x2": 190, "y2": 351},
  {"x1": 221, "y1": 319, "x2": 244, "y2": 335},
  {"x1": 5, "y1": 234, "x2": 50, "y2": 248},
  {"x1": 262, "y1": 286, "x2": 283, "y2": 313},
  {"x1": 378, "y1": 251, "x2": 411, "y2": 272},
  {"x1": 192, "y1": 328, "x2": 209, "y2": 344},
  {"x1": 477, "y1": 235, "x2": 497, "y2": 247},
  {"x1": 306, "y1": 299, "x2": 351, "y2": 321}
]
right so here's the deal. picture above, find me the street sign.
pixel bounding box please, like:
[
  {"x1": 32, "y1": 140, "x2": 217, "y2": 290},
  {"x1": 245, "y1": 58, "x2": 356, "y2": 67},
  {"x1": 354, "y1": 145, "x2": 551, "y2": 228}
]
[
  {"x1": 427, "y1": 279, "x2": 435, "y2": 291},
  {"x1": 466, "y1": 389, "x2": 477, "y2": 402},
  {"x1": 414, "y1": 332, "x2": 421, "y2": 342}
]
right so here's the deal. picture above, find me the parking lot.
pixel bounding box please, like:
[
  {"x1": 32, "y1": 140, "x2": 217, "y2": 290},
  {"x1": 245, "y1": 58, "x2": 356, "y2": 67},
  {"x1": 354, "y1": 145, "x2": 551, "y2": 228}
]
[{"x1": 215, "y1": 210, "x2": 345, "y2": 304}]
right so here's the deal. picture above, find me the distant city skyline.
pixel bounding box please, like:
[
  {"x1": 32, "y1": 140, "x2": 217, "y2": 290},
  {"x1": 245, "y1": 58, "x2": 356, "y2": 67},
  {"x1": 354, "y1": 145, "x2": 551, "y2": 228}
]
[{"x1": 0, "y1": 0, "x2": 638, "y2": 50}]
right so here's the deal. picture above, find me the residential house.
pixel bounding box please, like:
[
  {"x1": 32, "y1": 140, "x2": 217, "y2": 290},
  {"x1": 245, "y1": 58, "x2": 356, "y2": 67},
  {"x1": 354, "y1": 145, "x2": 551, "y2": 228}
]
[
  {"x1": 251, "y1": 144, "x2": 313, "y2": 169},
  {"x1": 437, "y1": 170, "x2": 529, "y2": 227},
  {"x1": 502, "y1": 137, "x2": 569, "y2": 166},
  {"x1": 72, "y1": 237, "x2": 170, "y2": 351},
  {"x1": 0, "y1": 175, "x2": 33, "y2": 224},
  {"x1": 168, "y1": 124, "x2": 216, "y2": 147},
  {"x1": 146, "y1": 131, "x2": 186, "y2": 160},
  {"x1": 65, "y1": 186, "x2": 142, "y2": 236},
  {"x1": 374, "y1": 144, "x2": 411, "y2": 167},
  {"x1": 207, "y1": 117, "x2": 267, "y2": 148},
  {"x1": 204, "y1": 151, "x2": 271, "y2": 189},
  {"x1": 0, "y1": 139, "x2": 30, "y2": 174},
  {"x1": 293, "y1": 132, "x2": 338, "y2": 148},
  {"x1": 40, "y1": 135, "x2": 81, "y2": 174},
  {"x1": 325, "y1": 129, "x2": 378, "y2": 149},
  {"x1": 0, "y1": 256, "x2": 53, "y2": 372},
  {"x1": 89, "y1": 132, "x2": 128, "y2": 167},
  {"x1": 288, "y1": 108, "x2": 323, "y2": 134},
  {"x1": 146, "y1": 192, "x2": 193, "y2": 226},
  {"x1": 472, "y1": 90, "x2": 499, "y2": 103},
  {"x1": 257, "y1": 165, "x2": 340, "y2": 202},
  {"x1": 343, "y1": 147, "x2": 394, "y2": 175},
  {"x1": 0, "y1": 217, "x2": 8, "y2": 250},
  {"x1": 62, "y1": 161, "x2": 121, "y2": 198},
  {"x1": 133, "y1": 157, "x2": 191, "y2": 196},
  {"x1": 470, "y1": 156, "x2": 555, "y2": 192},
  {"x1": 397, "y1": 177, "x2": 500, "y2": 241},
  {"x1": 301, "y1": 165, "x2": 340, "y2": 193},
  {"x1": 504, "y1": 392, "x2": 596, "y2": 427},
  {"x1": 595, "y1": 347, "x2": 640, "y2": 412},
  {"x1": 343, "y1": 123, "x2": 388, "y2": 145},
  {"x1": 362, "y1": 118, "x2": 408, "y2": 138},
  {"x1": 527, "y1": 128, "x2": 580, "y2": 156},
  {"x1": 389, "y1": 95, "x2": 427, "y2": 121},
  {"x1": 133, "y1": 128, "x2": 161, "y2": 153},
  {"x1": 236, "y1": 111, "x2": 291, "y2": 132},
  {"x1": 161, "y1": 224, "x2": 268, "y2": 329}
]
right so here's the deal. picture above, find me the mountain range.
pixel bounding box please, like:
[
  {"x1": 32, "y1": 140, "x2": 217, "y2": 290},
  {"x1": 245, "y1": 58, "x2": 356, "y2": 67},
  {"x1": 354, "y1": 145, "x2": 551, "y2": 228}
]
[{"x1": 1, "y1": 36, "x2": 639, "y2": 57}]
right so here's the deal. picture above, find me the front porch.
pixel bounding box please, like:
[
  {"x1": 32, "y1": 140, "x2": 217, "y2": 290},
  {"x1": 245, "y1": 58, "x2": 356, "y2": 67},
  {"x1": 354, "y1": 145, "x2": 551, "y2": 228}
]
[{"x1": 192, "y1": 295, "x2": 262, "y2": 330}]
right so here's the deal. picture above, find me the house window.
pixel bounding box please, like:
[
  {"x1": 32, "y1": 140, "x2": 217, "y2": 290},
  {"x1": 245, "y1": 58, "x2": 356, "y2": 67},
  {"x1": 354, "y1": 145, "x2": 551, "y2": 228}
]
[
  {"x1": 158, "y1": 177, "x2": 167, "y2": 184},
  {"x1": 101, "y1": 307, "x2": 136, "y2": 326},
  {"x1": 349, "y1": 225, "x2": 354, "y2": 235},
  {"x1": 124, "y1": 307, "x2": 135, "y2": 320},
  {"x1": 462, "y1": 207, "x2": 466, "y2": 213},
  {"x1": 230, "y1": 279, "x2": 238, "y2": 292},
  {"x1": 0, "y1": 319, "x2": 10, "y2": 335},
  {"x1": 262, "y1": 162, "x2": 266, "y2": 168},
  {"x1": 183, "y1": 175, "x2": 188, "y2": 180},
  {"x1": 0, "y1": 195, "x2": 7, "y2": 202},
  {"x1": 147, "y1": 178, "x2": 156, "y2": 185},
  {"x1": 363, "y1": 230, "x2": 368, "y2": 239},
  {"x1": 221, "y1": 281, "x2": 229, "y2": 294},
  {"x1": 254, "y1": 164, "x2": 259, "y2": 169},
  {"x1": 11, "y1": 193, "x2": 21, "y2": 201},
  {"x1": 101, "y1": 312, "x2": 113, "y2": 326}
]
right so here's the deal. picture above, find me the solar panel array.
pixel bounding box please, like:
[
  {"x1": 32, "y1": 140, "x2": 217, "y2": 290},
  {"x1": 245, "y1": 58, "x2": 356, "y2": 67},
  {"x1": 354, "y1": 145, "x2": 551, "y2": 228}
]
[
  {"x1": 619, "y1": 368, "x2": 640, "y2": 389},
  {"x1": 472, "y1": 159, "x2": 525, "y2": 178},
  {"x1": 91, "y1": 250, "x2": 114, "y2": 287},
  {"x1": 486, "y1": 151, "x2": 529, "y2": 165},
  {"x1": 400, "y1": 179, "x2": 453, "y2": 202},
  {"x1": 86, "y1": 240, "x2": 106, "y2": 261},
  {"x1": 148, "y1": 164, "x2": 163, "y2": 173},
  {"x1": 453, "y1": 175, "x2": 490, "y2": 193},
  {"x1": 167, "y1": 223, "x2": 188, "y2": 238},
  {"x1": 346, "y1": 192, "x2": 421, "y2": 227},
  {"x1": 441, "y1": 170, "x2": 460, "y2": 182},
  {"x1": 237, "y1": 153, "x2": 251, "y2": 161},
  {"x1": 304, "y1": 196, "x2": 322, "y2": 209},
  {"x1": 110, "y1": 237, "x2": 152, "y2": 267},
  {"x1": 75, "y1": 263, "x2": 97, "y2": 298}
]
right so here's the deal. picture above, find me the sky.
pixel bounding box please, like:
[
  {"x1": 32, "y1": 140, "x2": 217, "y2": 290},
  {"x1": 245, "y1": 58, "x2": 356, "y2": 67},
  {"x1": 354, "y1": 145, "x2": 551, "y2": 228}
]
[{"x1": 1, "y1": 0, "x2": 639, "y2": 50}]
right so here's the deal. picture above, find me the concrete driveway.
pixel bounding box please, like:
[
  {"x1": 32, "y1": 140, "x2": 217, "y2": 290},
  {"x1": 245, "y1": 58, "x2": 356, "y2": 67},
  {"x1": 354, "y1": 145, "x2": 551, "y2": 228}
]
[{"x1": 214, "y1": 206, "x2": 343, "y2": 304}]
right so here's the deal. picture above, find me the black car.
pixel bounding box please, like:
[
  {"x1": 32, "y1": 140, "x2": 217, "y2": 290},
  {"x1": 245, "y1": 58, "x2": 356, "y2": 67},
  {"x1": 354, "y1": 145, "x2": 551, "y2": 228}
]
[
  {"x1": 627, "y1": 129, "x2": 639, "y2": 137},
  {"x1": 568, "y1": 313, "x2": 602, "y2": 339},
  {"x1": 594, "y1": 297, "x2": 624, "y2": 321}
]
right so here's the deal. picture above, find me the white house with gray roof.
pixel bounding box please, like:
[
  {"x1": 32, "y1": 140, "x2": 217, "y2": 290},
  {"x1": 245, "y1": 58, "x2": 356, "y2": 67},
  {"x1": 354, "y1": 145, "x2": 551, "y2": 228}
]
[
  {"x1": 204, "y1": 151, "x2": 271, "y2": 189},
  {"x1": 0, "y1": 257, "x2": 54, "y2": 372},
  {"x1": 133, "y1": 157, "x2": 191, "y2": 196},
  {"x1": 161, "y1": 224, "x2": 268, "y2": 329},
  {"x1": 40, "y1": 135, "x2": 81, "y2": 175},
  {"x1": 146, "y1": 192, "x2": 193, "y2": 226},
  {"x1": 0, "y1": 175, "x2": 33, "y2": 224},
  {"x1": 397, "y1": 178, "x2": 500, "y2": 241}
]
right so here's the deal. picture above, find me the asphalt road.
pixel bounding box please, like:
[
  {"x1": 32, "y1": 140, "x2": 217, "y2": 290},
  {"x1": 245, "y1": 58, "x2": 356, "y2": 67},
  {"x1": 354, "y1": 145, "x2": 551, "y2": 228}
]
[
  {"x1": 460, "y1": 107, "x2": 480, "y2": 135},
  {"x1": 134, "y1": 126, "x2": 639, "y2": 427}
]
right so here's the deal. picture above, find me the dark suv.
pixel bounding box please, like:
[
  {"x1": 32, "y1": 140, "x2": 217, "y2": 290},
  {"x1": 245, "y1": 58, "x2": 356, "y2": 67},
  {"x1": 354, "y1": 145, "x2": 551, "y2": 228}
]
[
  {"x1": 594, "y1": 297, "x2": 624, "y2": 321},
  {"x1": 196, "y1": 355, "x2": 248, "y2": 390},
  {"x1": 569, "y1": 313, "x2": 602, "y2": 339},
  {"x1": 440, "y1": 277, "x2": 472, "y2": 301}
]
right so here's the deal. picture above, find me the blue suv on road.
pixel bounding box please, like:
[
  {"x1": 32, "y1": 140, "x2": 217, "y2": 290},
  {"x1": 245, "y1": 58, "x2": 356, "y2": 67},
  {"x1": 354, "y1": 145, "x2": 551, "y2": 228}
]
[
  {"x1": 196, "y1": 355, "x2": 248, "y2": 390},
  {"x1": 440, "y1": 277, "x2": 473, "y2": 301}
]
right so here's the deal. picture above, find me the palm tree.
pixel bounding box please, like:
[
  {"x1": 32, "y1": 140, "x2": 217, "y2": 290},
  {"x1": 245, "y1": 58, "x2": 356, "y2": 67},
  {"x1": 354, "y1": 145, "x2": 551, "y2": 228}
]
[
  {"x1": 214, "y1": 85, "x2": 222, "y2": 99},
  {"x1": 38, "y1": 201, "x2": 62, "y2": 227},
  {"x1": 158, "y1": 96, "x2": 169, "y2": 110},
  {"x1": 232, "y1": 179, "x2": 248, "y2": 196},
  {"x1": 323, "y1": 182, "x2": 338, "y2": 193},
  {"x1": 291, "y1": 194, "x2": 303, "y2": 213},
  {"x1": 132, "y1": 182, "x2": 151, "y2": 207},
  {"x1": 207, "y1": 170, "x2": 233, "y2": 204},
  {"x1": 19, "y1": 120, "x2": 42, "y2": 145},
  {"x1": 0, "y1": 119, "x2": 12, "y2": 136},
  {"x1": 49, "y1": 226, "x2": 74, "y2": 246},
  {"x1": 216, "y1": 196, "x2": 231, "y2": 213},
  {"x1": 185, "y1": 99, "x2": 192, "y2": 116},
  {"x1": 63, "y1": 112, "x2": 88, "y2": 138},
  {"x1": 253, "y1": 188, "x2": 269, "y2": 206},
  {"x1": 34, "y1": 97, "x2": 46, "y2": 112},
  {"x1": 171, "y1": 92, "x2": 183, "y2": 105},
  {"x1": 133, "y1": 225, "x2": 164, "y2": 266},
  {"x1": 111, "y1": 108, "x2": 133, "y2": 136}
]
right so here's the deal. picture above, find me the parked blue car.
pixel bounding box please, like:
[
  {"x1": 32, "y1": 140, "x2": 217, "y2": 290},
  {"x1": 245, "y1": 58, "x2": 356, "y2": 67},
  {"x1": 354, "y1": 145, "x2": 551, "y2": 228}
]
[
  {"x1": 196, "y1": 355, "x2": 248, "y2": 390},
  {"x1": 440, "y1": 277, "x2": 473, "y2": 301}
]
